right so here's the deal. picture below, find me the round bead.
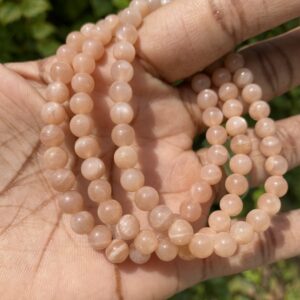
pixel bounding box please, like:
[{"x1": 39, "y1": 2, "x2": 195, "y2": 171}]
[
  {"x1": 177, "y1": 245, "x2": 195, "y2": 261},
  {"x1": 70, "y1": 211, "x2": 94, "y2": 234},
  {"x1": 212, "y1": 68, "x2": 231, "y2": 87},
  {"x1": 219, "y1": 194, "x2": 243, "y2": 216},
  {"x1": 226, "y1": 116, "x2": 247, "y2": 136},
  {"x1": 191, "y1": 74, "x2": 211, "y2": 93},
  {"x1": 88, "y1": 179, "x2": 111, "y2": 203},
  {"x1": 40, "y1": 125, "x2": 65, "y2": 147},
  {"x1": 191, "y1": 180, "x2": 213, "y2": 203},
  {"x1": 229, "y1": 154, "x2": 253, "y2": 175},
  {"x1": 70, "y1": 114, "x2": 94, "y2": 137},
  {"x1": 70, "y1": 93, "x2": 94, "y2": 114},
  {"x1": 206, "y1": 125, "x2": 227, "y2": 145},
  {"x1": 88, "y1": 225, "x2": 112, "y2": 250},
  {"x1": 66, "y1": 31, "x2": 84, "y2": 51},
  {"x1": 98, "y1": 199, "x2": 123, "y2": 225},
  {"x1": 224, "y1": 53, "x2": 245, "y2": 72},
  {"x1": 208, "y1": 210, "x2": 231, "y2": 232},
  {"x1": 130, "y1": 0, "x2": 150, "y2": 17},
  {"x1": 46, "y1": 82, "x2": 70, "y2": 103},
  {"x1": 207, "y1": 145, "x2": 229, "y2": 166},
  {"x1": 230, "y1": 134, "x2": 252, "y2": 154},
  {"x1": 218, "y1": 83, "x2": 239, "y2": 101},
  {"x1": 116, "y1": 214, "x2": 140, "y2": 240},
  {"x1": 94, "y1": 22, "x2": 112, "y2": 45},
  {"x1": 49, "y1": 169, "x2": 75, "y2": 192},
  {"x1": 56, "y1": 45, "x2": 77, "y2": 64},
  {"x1": 120, "y1": 168, "x2": 145, "y2": 192},
  {"x1": 180, "y1": 200, "x2": 202, "y2": 222},
  {"x1": 129, "y1": 244, "x2": 151, "y2": 264},
  {"x1": 222, "y1": 99, "x2": 243, "y2": 118},
  {"x1": 43, "y1": 147, "x2": 68, "y2": 170},
  {"x1": 257, "y1": 193, "x2": 281, "y2": 215},
  {"x1": 119, "y1": 8, "x2": 142, "y2": 28},
  {"x1": 230, "y1": 221, "x2": 254, "y2": 244},
  {"x1": 255, "y1": 118, "x2": 276, "y2": 138},
  {"x1": 41, "y1": 102, "x2": 66, "y2": 125},
  {"x1": 233, "y1": 68, "x2": 254, "y2": 87},
  {"x1": 134, "y1": 230, "x2": 158, "y2": 255},
  {"x1": 242, "y1": 83, "x2": 263, "y2": 103},
  {"x1": 105, "y1": 239, "x2": 129, "y2": 264},
  {"x1": 225, "y1": 173, "x2": 249, "y2": 195},
  {"x1": 200, "y1": 164, "x2": 222, "y2": 185},
  {"x1": 246, "y1": 209, "x2": 271, "y2": 232},
  {"x1": 135, "y1": 186, "x2": 159, "y2": 211},
  {"x1": 214, "y1": 232, "x2": 237, "y2": 257},
  {"x1": 111, "y1": 124, "x2": 135, "y2": 146},
  {"x1": 72, "y1": 53, "x2": 96, "y2": 74},
  {"x1": 110, "y1": 103, "x2": 134, "y2": 124},
  {"x1": 111, "y1": 60, "x2": 134, "y2": 82},
  {"x1": 148, "y1": 205, "x2": 174, "y2": 232},
  {"x1": 74, "y1": 136, "x2": 100, "y2": 159},
  {"x1": 265, "y1": 155, "x2": 288, "y2": 176},
  {"x1": 82, "y1": 39, "x2": 104, "y2": 60},
  {"x1": 168, "y1": 219, "x2": 194, "y2": 246},
  {"x1": 109, "y1": 81, "x2": 133, "y2": 102},
  {"x1": 114, "y1": 146, "x2": 137, "y2": 169},
  {"x1": 57, "y1": 191, "x2": 83, "y2": 214},
  {"x1": 189, "y1": 233, "x2": 214, "y2": 258},
  {"x1": 105, "y1": 14, "x2": 120, "y2": 31},
  {"x1": 113, "y1": 41, "x2": 136, "y2": 62},
  {"x1": 155, "y1": 238, "x2": 178, "y2": 262},
  {"x1": 264, "y1": 176, "x2": 288, "y2": 197},
  {"x1": 50, "y1": 62, "x2": 73, "y2": 84},
  {"x1": 71, "y1": 73, "x2": 95, "y2": 93},
  {"x1": 202, "y1": 107, "x2": 223, "y2": 127},
  {"x1": 81, "y1": 157, "x2": 105, "y2": 181},
  {"x1": 197, "y1": 89, "x2": 218, "y2": 109},
  {"x1": 116, "y1": 24, "x2": 138, "y2": 44},
  {"x1": 80, "y1": 23, "x2": 95, "y2": 37},
  {"x1": 249, "y1": 101, "x2": 270, "y2": 120},
  {"x1": 259, "y1": 136, "x2": 282, "y2": 157}
]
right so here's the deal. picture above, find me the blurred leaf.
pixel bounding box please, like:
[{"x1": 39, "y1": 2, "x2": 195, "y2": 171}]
[
  {"x1": 112, "y1": 0, "x2": 130, "y2": 10},
  {"x1": 21, "y1": 0, "x2": 51, "y2": 18},
  {"x1": 37, "y1": 38, "x2": 59, "y2": 56},
  {"x1": 90, "y1": 0, "x2": 114, "y2": 17},
  {"x1": 30, "y1": 21, "x2": 55, "y2": 39},
  {"x1": 0, "y1": 2, "x2": 22, "y2": 25}
]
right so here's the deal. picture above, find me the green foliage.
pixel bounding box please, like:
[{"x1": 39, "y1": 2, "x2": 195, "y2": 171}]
[{"x1": 0, "y1": 1, "x2": 299, "y2": 299}]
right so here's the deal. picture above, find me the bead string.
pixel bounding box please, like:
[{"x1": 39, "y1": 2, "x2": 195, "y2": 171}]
[{"x1": 40, "y1": 0, "x2": 288, "y2": 264}]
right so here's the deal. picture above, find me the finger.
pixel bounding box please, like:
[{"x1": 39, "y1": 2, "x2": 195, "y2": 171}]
[{"x1": 138, "y1": 0, "x2": 300, "y2": 81}]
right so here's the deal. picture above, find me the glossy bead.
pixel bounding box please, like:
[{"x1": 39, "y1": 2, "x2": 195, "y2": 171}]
[
  {"x1": 246, "y1": 209, "x2": 271, "y2": 232},
  {"x1": 191, "y1": 180, "x2": 213, "y2": 203},
  {"x1": 110, "y1": 103, "x2": 134, "y2": 124},
  {"x1": 225, "y1": 173, "x2": 249, "y2": 195},
  {"x1": 219, "y1": 194, "x2": 243, "y2": 216},
  {"x1": 224, "y1": 53, "x2": 245, "y2": 72},
  {"x1": 113, "y1": 41, "x2": 136, "y2": 62},
  {"x1": 88, "y1": 179, "x2": 111, "y2": 203},
  {"x1": 70, "y1": 93, "x2": 94, "y2": 114},
  {"x1": 218, "y1": 83, "x2": 239, "y2": 101},
  {"x1": 50, "y1": 169, "x2": 75, "y2": 192},
  {"x1": 94, "y1": 22, "x2": 112, "y2": 45},
  {"x1": 135, "y1": 186, "x2": 159, "y2": 211},
  {"x1": 155, "y1": 238, "x2": 178, "y2": 262},
  {"x1": 264, "y1": 176, "x2": 288, "y2": 197},
  {"x1": 80, "y1": 23, "x2": 95, "y2": 37},
  {"x1": 109, "y1": 81, "x2": 133, "y2": 102},
  {"x1": 189, "y1": 233, "x2": 214, "y2": 258},
  {"x1": 120, "y1": 168, "x2": 145, "y2": 192},
  {"x1": 111, "y1": 124, "x2": 135, "y2": 146},
  {"x1": 214, "y1": 232, "x2": 237, "y2": 257},
  {"x1": 105, "y1": 239, "x2": 129, "y2": 263},
  {"x1": 43, "y1": 147, "x2": 68, "y2": 170},
  {"x1": 81, "y1": 157, "x2": 105, "y2": 181},
  {"x1": 56, "y1": 45, "x2": 77, "y2": 64},
  {"x1": 200, "y1": 164, "x2": 222, "y2": 185},
  {"x1": 119, "y1": 8, "x2": 142, "y2": 28},
  {"x1": 50, "y1": 62, "x2": 73, "y2": 84},
  {"x1": 88, "y1": 225, "x2": 112, "y2": 250},
  {"x1": 70, "y1": 211, "x2": 94, "y2": 234},
  {"x1": 180, "y1": 200, "x2": 202, "y2": 222},
  {"x1": 255, "y1": 118, "x2": 276, "y2": 138},
  {"x1": 233, "y1": 68, "x2": 254, "y2": 87},
  {"x1": 242, "y1": 83, "x2": 263, "y2": 103},
  {"x1": 147, "y1": 0, "x2": 161, "y2": 11},
  {"x1": 70, "y1": 114, "x2": 94, "y2": 137},
  {"x1": 41, "y1": 102, "x2": 66, "y2": 125},
  {"x1": 222, "y1": 99, "x2": 243, "y2": 118},
  {"x1": 66, "y1": 31, "x2": 84, "y2": 51},
  {"x1": 207, "y1": 144, "x2": 229, "y2": 166},
  {"x1": 57, "y1": 191, "x2": 83, "y2": 214},
  {"x1": 115, "y1": 24, "x2": 138, "y2": 44},
  {"x1": 197, "y1": 89, "x2": 218, "y2": 109},
  {"x1": 74, "y1": 136, "x2": 101, "y2": 159},
  {"x1": 168, "y1": 219, "x2": 194, "y2": 246},
  {"x1": 249, "y1": 101, "x2": 270, "y2": 120},
  {"x1": 148, "y1": 205, "x2": 174, "y2": 231},
  {"x1": 226, "y1": 116, "x2": 247, "y2": 136},
  {"x1": 105, "y1": 14, "x2": 120, "y2": 31},
  {"x1": 71, "y1": 73, "x2": 95, "y2": 93},
  {"x1": 230, "y1": 221, "x2": 254, "y2": 244},
  {"x1": 230, "y1": 134, "x2": 252, "y2": 154},
  {"x1": 130, "y1": 0, "x2": 150, "y2": 17},
  {"x1": 72, "y1": 53, "x2": 96, "y2": 74},
  {"x1": 259, "y1": 136, "x2": 282, "y2": 157},
  {"x1": 111, "y1": 60, "x2": 134, "y2": 82},
  {"x1": 116, "y1": 214, "x2": 140, "y2": 240},
  {"x1": 114, "y1": 146, "x2": 137, "y2": 169},
  {"x1": 212, "y1": 68, "x2": 231, "y2": 87},
  {"x1": 177, "y1": 245, "x2": 195, "y2": 261},
  {"x1": 257, "y1": 193, "x2": 281, "y2": 215},
  {"x1": 40, "y1": 125, "x2": 65, "y2": 147},
  {"x1": 208, "y1": 210, "x2": 231, "y2": 232},
  {"x1": 206, "y1": 125, "x2": 227, "y2": 145},
  {"x1": 98, "y1": 199, "x2": 123, "y2": 225},
  {"x1": 129, "y1": 244, "x2": 151, "y2": 264},
  {"x1": 265, "y1": 155, "x2": 288, "y2": 176},
  {"x1": 46, "y1": 82, "x2": 70, "y2": 103},
  {"x1": 134, "y1": 230, "x2": 158, "y2": 255},
  {"x1": 82, "y1": 39, "x2": 104, "y2": 60},
  {"x1": 229, "y1": 154, "x2": 253, "y2": 175},
  {"x1": 191, "y1": 74, "x2": 211, "y2": 93},
  {"x1": 202, "y1": 107, "x2": 223, "y2": 127}
]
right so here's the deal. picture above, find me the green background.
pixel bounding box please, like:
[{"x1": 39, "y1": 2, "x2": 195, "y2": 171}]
[{"x1": 0, "y1": 0, "x2": 299, "y2": 299}]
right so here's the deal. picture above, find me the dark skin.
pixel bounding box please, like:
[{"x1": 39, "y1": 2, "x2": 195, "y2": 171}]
[{"x1": 1, "y1": 0, "x2": 300, "y2": 299}]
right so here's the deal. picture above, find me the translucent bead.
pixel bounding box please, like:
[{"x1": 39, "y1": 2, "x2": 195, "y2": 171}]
[
  {"x1": 109, "y1": 81, "x2": 133, "y2": 102},
  {"x1": 189, "y1": 233, "x2": 214, "y2": 258},
  {"x1": 207, "y1": 144, "x2": 229, "y2": 166},
  {"x1": 134, "y1": 230, "x2": 158, "y2": 255},
  {"x1": 130, "y1": 0, "x2": 150, "y2": 17},
  {"x1": 119, "y1": 8, "x2": 142, "y2": 28},
  {"x1": 105, "y1": 14, "x2": 120, "y2": 31},
  {"x1": 74, "y1": 136, "x2": 101, "y2": 159},
  {"x1": 81, "y1": 157, "x2": 105, "y2": 181},
  {"x1": 214, "y1": 232, "x2": 237, "y2": 257},
  {"x1": 46, "y1": 82, "x2": 70, "y2": 103},
  {"x1": 113, "y1": 41, "x2": 136, "y2": 62},
  {"x1": 114, "y1": 146, "x2": 137, "y2": 169},
  {"x1": 265, "y1": 155, "x2": 288, "y2": 176},
  {"x1": 230, "y1": 134, "x2": 252, "y2": 154},
  {"x1": 88, "y1": 225, "x2": 112, "y2": 250},
  {"x1": 82, "y1": 39, "x2": 104, "y2": 61},
  {"x1": 190, "y1": 180, "x2": 213, "y2": 203},
  {"x1": 220, "y1": 194, "x2": 243, "y2": 216},
  {"x1": 246, "y1": 209, "x2": 271, "y2": 232},
  {"x1": 147, "y1": 0, "x2": 161, "y2": 11},
  {"x1": 80, "y1": 23, "x2": 95, "y2": 37},
  {"x1": 116, "y1": 214, "x2": 140, "y2": 240},
  {"x1": 264, "y1": 176, "x2": 288, "y2": 197},
  {"x1": 212, "y1": 68, "x2": 231, "y2": 87},
  {"x1": 179, "y1": 200, "x2": 202, "y2": 222},
  {"x1": 110, "y1": 103, "x2": 134, "y2": 124},
  {"x1": 202, "y1": 107, "x2": 223, "y2": 127},
  {"x1": 50, "y1": 62, "x2": 73, "y2": 84},
  {"x1": 129, "y1": 244, "x2": 151, "y2": 264},
  {"x1": 177, "y1": 245, "x2": 195, "y2": 261},
  {"x1": 50, "y1": 169, "x2": 75, "y2": 192},
  {"x1": 72, "y1": 53, "x2": 96, "y2": 74},
  {"x1": 229, "y1": 154, "x2": 253, "y2": 175},
  {"x1": 70, "y1": 114, "x2": 94, "y2": 137},
  {"x1": 41, "y1": 102, "x2": 67, "y2": 125},
  {"x1": 148, "y1": 205, "x2": 174, "y2": 231},
  {"x1": 120, "y1": 168, "x2": 145, "y2": 192},
  {"x1": 225, "y1": 173, "x2": 249, "y2": 195},
  {"x1": 135, "y1": 186, "x2": 159, "y2": 211},
  {"x1": 111, "y1": 124, "x2": 135, "y2": 146},
  {"x1": 71, "y1": 73, "x2": 95, "y2": 93},
  {"x1": 255, "y1": 118, "x2": 276, "y2": 138},
  {"x1": 168, "y1": 219, "x2": 194, "y2": 246},
  {"x1": 111, "y1": 60, "x2": 134, "y2": 82},
  {"x1": 105, "y1": 239, "x2": 129, "y2": 263},
  {"x1": 197, "y1": 89, "x2": 218, "y2": 109},
  {"x1": 222, "y1": 99, "x2": 243, "y2": 118},
  {"x1": 257, "y1": 193, "x2": 281, "y2": 215},
  {"x1": 70, "y1": 93, "x2": 94, "y2": 114},
  {"x1": 259, "y1": 136, "x2": 282, "y2": 157},
  {"x1": 230, "y1": 221, "x2": 254, "y2": 244},
  {"x1": 200, "y1": 164, "x2": 222, "y2": 185},
  {"x1": 233, "y1": 68, "x2": 254, "y2": 88},
  {"x1": 226, "y1": 116, "x2": 247, "y2": 136},
  {"x1": 66, "y1": 31, "x2": 84, "y2": 51},
  {"x1": 88, "y1": 179, "x2": 111, "y2": 203},
  {"x1": 206, "y1": 125, "x2": 227, "y2": 145},
  {"x1": 249, "y1": 101, "x2": 270, "y2": 121},
  {"x1": 115, "y1": 24, "x2": 138, "y2": 44},
  {"x1": 208, "y1": 210, "x2": 231, "y2": 232},
  {"x1": 98, "y1": 199, "x2": 123, "y2": 225},
  {"x1": 242, "y1": 83, "x2": 263, "y2": 103},
  {"x1": 94, "y1": 22, "x2": 112, "y2": 45},
  {"x1": 224, "y1": 53, "x2": 245, "y2": 72},
  {"x1": 43, "y1": 147, "x2": 68, "y2": 170},
  {"x1": 155, "y1": 238, "x2": 178, "y2": 261},
  {"x1": 56, "y1": 45, "x2": 77, "y2": 64},
  {"x1": 40, "y1": 125, "x2": 65, "y2": 147},
  {"x1": 57, "y1": 191, "x2": 83, "y2": 214},
  {"x1": 70, "y1": 211, "x2": 94, "y2": 234},
  {"x1": 191, "y1": 74, "x2": 211, "y2": 93},
  {"x1": 218, "y1": 83, "x2": 239, "y2": 101}
]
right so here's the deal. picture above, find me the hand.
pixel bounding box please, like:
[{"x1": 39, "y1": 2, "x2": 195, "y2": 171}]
[{"x1": 1, "y1": 1, "x2": 300, "y2": 299}]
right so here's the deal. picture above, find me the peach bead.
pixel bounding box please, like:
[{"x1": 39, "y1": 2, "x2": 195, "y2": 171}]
[
  {"x1": 208, "y1": 210, "x2": 231, "y2": 232},
  {"x1": 230, "y1": 134, "x2": 252, "y2": 154},
  {"x1": 224, "y1": 53, "x2": 245, "y2": 72},
  {"x1": 105, "y1": 239, "x2": 129, "y2": 264},
  {"x1": 246, "y1": 209, "x2": 271, "y2": 232},
  {"x1": 148, "y1": 205, "x2": 174, "y2": 231},
  {"x1": 249, "y1": 101, "x2": 270, "y2": 120},
  {"x1": 225, "y1": 173, "x2": 249, "y2": 195},
  {"x1": 88, "y1": 225, "x2": 112, "y2": 250},
  {"x1": 56, "y1": 45, "x2": 77, "y2": 64},
  {"x1": 200, "y1": 164, "x2": 222, "y2": 185},
  {"x1": 116, "y1": 24, "x2": 138, "y2": 44},
  {"x1": 189, "y1": 233, "x2": 214, "y2": 258},
  {"x1": 111, "y1": 124, "x2": 135, "y2": 146},
  {"x1": 72, "y1": 53, "x2": 96, "y2": 74},
  {"x1": 116, "y1": 214, "x2": 140, "y2": 240},
  {"x1": 111, "y1": 60, "x2": 134, "y2": 82},
  {"x1": 81, "y1": 157, "x2": 105, "y2": 181},
  {"x1": 207, "y1": 145, "x2": 229, "y2": 166},
  {"x1": 242, "y1": 83, "x2": 263, "y2": 103},
  {"x1": 70, "y1": 93, "x2": 94, "y2": 114},
  {"x1": 230, "y1": 221, "x2": 254, "y2": 244},
  {"x1": 177, "y1": 245, "x2": 195, "y2": 261},
  {"x1": 229, "y1": 154, "x2": 253, "y2": 175},
  {"x1": 255, "y1": 118, "x2": 276, "y2": 138},
  {"x1": 147, "y1": 0, "x2": 161, "y2": 11},
  {"x1": 109, "y1": 81, "x2": 133, "y2": 102},
  {"x1": 197, "y1": 89, "x2": 218, "y2": 109},
  {"x1": 206, "y1": 125, "x2": 227, "y2": 145},
  {"x1": 94, "y1": 22, "x2": 112, "y2": 45},
  {"x1": 257, "y1": 193, "x2": 281, "y2": 215},
  {"x1": 218, "y1": 83, "x2": 239, "y2": 101},
  {"x1": 191, "y1": 180, "x2": 213, "y2": 203},
  {"x1": 214, "y1": 232, "x2": 237, "y2": 257},
  {"x1": 226, "y1": 116, "x2": 247, "y2": 136},
  {"x1": 220, "y1": 194, "x2": 243, "y2": 216},
  {"x1": 222, "y1": 99, "x2": 243, "y2": 118},
  {"x1": 168, "y1": 219, "x2": 194, "y2": 246},
  {"x1": 130, "y1": 0, "x2": 150, "y2": 17},
  {"x1": 212, "y1": 68, "x2": 231, "y2": 87},
  {"x1": 43, "y1": 147, "x2": 68, "y2": 170},
  {"x1": 120, "y1": 168, "x2": 145, "y2": 192},
  {"x1": 70, "y1": 211, "x2": 94, "y2": 234},
  {"x1": 135, "y1": 186, "x2": 159, "y2": 211},
  {"x1": 191, "y1": 74, "x2": 211, "y2": 93},
  {"x1": 202, "y1": 107, "x2": 223, "y2": 127},
  {"x1": 114, "y1": 146, "x2": 137, "y2": 169},
  {"x1": 264, "y1": 176, "x2": 288, "y2": 197},
  {"x1": 71, "y1": 73, "x2": 95, "y2": 93},
  {"x1": 113, "y1": 41, "x2": 136, "y2": 62},
  {"x1": 57, "y1": 191, "x2": 83, "y2": 214},
  {"x1": 66, "y1": 31, "x2": 84, "y2": 51},
  {"x1": 119, "y1": 8, "x2": 142, "y2": 28},
  {"x1": 110, "y1": 103, "x2": 134, "y2": 124},
  {"x1": 265, "y1": 155, "x2": 288, "y2": 176},
  {"x1": 155, "y1": 238, "x2": 178, "y2": 261},
  {"x1": 80, "y1": 23, "x2": 95, "y2": 37},
  {"x1": 134, "y1": 230, "x2": 158, "y2": 255},
  {"x1": 50, "y1": 62, "x2": 73, "y2": 83},
  {"x1": 129, "y1": 244, "x2": 151, "y2": 264},
  {"x1": 260, "y1": 136, "x2": 282, "y2": 157},
  {"x1": 70, "y1": 114, "x2": 94, "y2": 137},
  {"x1": 105, "y1": 14, "x2": 120, "y2": 31},
  {"x1": 74, "y1": 136, "x2": 100, "y2": 159},
  {"x1": 198, "y1": 227, "x2": 216, "y2": 236},
  {"x1": 82, "y1": 39, "x2": 104, "y2": 61},
  {"x1": 41, "y1": 102, "x2": 67, "y2": 125},
  {"x1": 180, "y1": 200, "x2": 202, "y2": 222},
  {"x1": 50, "y1": 169, "x2": 76, "y2": 192},
  {"x1": 233, "y1": 68, "x2": 254, "y2": 88},
  {"x1": 46, "y1": 81, "x2": 70, "y2": 103},
  {"x1": 40, "y1": 125, "x2": 65, "y2": 147},
  {"x1": 88, "y1": 179, "x2": 111, "y2": 203},
  {"x1": 98, "y1": 199, "x2": 123, "y2": 225}
]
